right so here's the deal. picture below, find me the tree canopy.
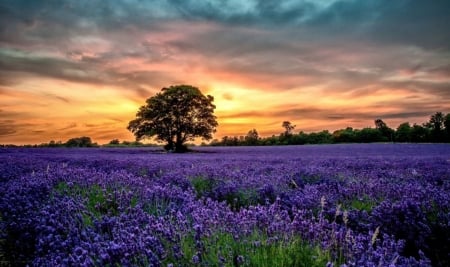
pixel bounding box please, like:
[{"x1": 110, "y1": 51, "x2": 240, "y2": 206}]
[
  {"x1": 282, "y1": 121, "x2": 296, "y2": 136},
  {"x1": 65, "y1": 136, "x2": 95, "y2": 147},
  {"x1": 128, "y1": 85, "x2": 218, "y2": 152}
]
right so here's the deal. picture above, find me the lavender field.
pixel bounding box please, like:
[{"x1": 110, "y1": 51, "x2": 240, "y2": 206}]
[{"x1": 1, "y1": 144, "x2": 449, "y2": 266}]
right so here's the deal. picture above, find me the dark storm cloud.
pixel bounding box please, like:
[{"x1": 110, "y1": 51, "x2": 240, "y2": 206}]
[
  {"x1": 1, "y1": 0, "x2": 447, "y2": 91},
  {"x1": 308, "y1": 0, "x2": 450, "y2": 50},
  {"x1": 166, "y1": 0, "x2": 318, "y2": 25},
  {"x1": 0, "y1": 48, "x2": 176, "y2": 96},
  {"x1": 369, "y1": 1, "x2": 450, "y2": 50},
  {"x1": 2, "y1": 0, "x2": 448, "y2": 73},
  {"x1": 0, "y1": 1, "x2": 152, "y2": 45},
  {"x1": 0, "y1": 49, "x2": 103, "y2": 84},
  {"x1": 2, "y1": 0, "x2": 449, "y2": 49},
  {"x1": 165, "y1": 0, "x2": 450, "y2": 51}
]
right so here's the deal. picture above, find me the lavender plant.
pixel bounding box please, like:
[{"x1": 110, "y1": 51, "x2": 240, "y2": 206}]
[{"x1": 1, "y1": 144, "x2": 448, "y2": 266}]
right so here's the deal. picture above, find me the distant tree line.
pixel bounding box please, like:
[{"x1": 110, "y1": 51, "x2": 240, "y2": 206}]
[
  {"x1": 104, "y1": 139, "x2": 158, "y2": 147},
  {"x1": 0, "y1": 136, "x2": 100, "y2": 148},
  {"x1": 19, "y1": 137, "x2": 152, "y2": 148},
  {"x1": 210, "y1": 112, "x2": 450, "y2": 146},
  {"x1": 2, "y1": 112, "x2": 449, "y2": 148},
  {"x1": 1, "y1": 137, "x2": 142, "y2": 148},
  {"x1": 1, "y1": 137, "x2": 161, "y2": 148}
]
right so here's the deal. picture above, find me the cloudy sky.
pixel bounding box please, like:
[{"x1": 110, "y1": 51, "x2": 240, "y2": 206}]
[{"x1": 1, "y1": 0, "x2": 449, "y2": 144}]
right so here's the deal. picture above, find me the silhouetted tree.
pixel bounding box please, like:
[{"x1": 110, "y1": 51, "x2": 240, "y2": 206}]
[
  {"x1": 47, "y1": 140, "x2": 63, "y2": 147},
  {"x1": 358, "y1": 128, "x2": 383, "y2": 142},
  {"x1": 375, "y1": 119, "x2": 387, "y2": 129},
  {"x1": 375, "y1": 119, "x2": 394, "y2": 141},
  {"x1": 220, "y1": 136, "x2": 230, "y2": 146},
  {"x1": 282, "y1": 121, "x2": 296, "y2": 136},
  {"x1": 109, "y1": 139, "x2": 120, "y2": 145},
  {"x1": 219, "y1": 136, "x2": 240, "y2": 146},
  {"x1": 65, "y1": 136, "x2": 95, "y2": 147},
  {"x1": 444, "y1": 113, "x2": 450, "y2": 141},
  {"x1": 426, "y1": 112, "x2": 445, "y2": 142},
  {"x1": 292, "y1": 131, "x2": 308, "y2": 145},
  {"x1": 121, "y1": 140, "x2": 145, "y2": 146},
  {"x1": 410, "y1": 124, "x2": 430, "y2": 142},
  {"x1": 279, "y1": 121, "x2": 296, "y2": 144},
  {"x1": 395, "y1": 122, "x2": 412, "y2": 142},
  {"x1": 128, "y1": 85, "x2": 218, "y2": 152},
  {"x1": 206, "y1": 111, "x2": 447, "y2": 146},
  {"x1": 262, "y1": 135, "x2": 280, "y2": 145},
  {"x1": 307, "y1": 130, "x2": 333, "y2": 144},
  {"x1": 245, "y1": 129, "x2": 260, "y2": 145},
  {"x1": 332, "y1": 127, "x2": 356, "y2": 143}
]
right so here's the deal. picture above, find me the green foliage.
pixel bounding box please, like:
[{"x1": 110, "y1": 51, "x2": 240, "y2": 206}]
[
  {"x1": 65, "y1": 136, "x2": 96, "y2": 147},
  {"x1": 445, "y1": 114, "x2": 450, "y2": 139},
  {"x1": 220, "y1": 189, "x2": 258, "y2": 211},
  {"x1": 350, "y1": 198, "x2": 377, "y2": 212},
  {"x1": 102, "y1": 140, "x2": 153, "y2": 147},
  {"x1": 306, "y1": 130, "x2": 333, "y2": 144},
  {"x1": 374, "y1": 119, "x2": 394, "y2": 142},
  {"x1": 53, "y1": 182, "x2": 121, "y2": 223},
  {"x1": 342, "y1": 195, "x2": 379, "y2": 213},
  {"x1": 426, "y1": 112, "x2": 446, "y2": 142},
  {"x1": 190, "y1": 176, "x2": 259, "y2": 211},
  {"x1": 109, "y1": 139, "x2": 120, "y2": 145},
  {"x1": 410, "y1": 124, "x2": 430, "y2": 142},
  {"x1": 244, "y1": 129, "x2": 260, "y2": 145},
  {"x1": 165, "y1": 231, "x2": 331, "y2": 267},
  {"x1": 282, "y1": 121, "x2": 296, "y2": 136},
  {"x1": 332, "y1": 127, "x2": 356, "y2": 143},
  {"x1": 191, "y1": 176, "x2": 217, "y2": 199},
  {"x1": 142, "y1": 196, "x2": 173, "y2": 217},
  {"x1": 357, "y1": 128, "x2": 383, "y2": 143},
  {"x1": 395, "y1": 122, "x2": 412, "y2": 142},
  {"x1": 55, "y1": 182, "x2": 175, "y2": 218},
  {"x1": 208, "y1": 111, "x2": 450, "y2": 147},
  {"x1": 7, "y1": 112, "x2": 450, "y2": 148},
  {"x1": 32, "y1": 137, "x2": 97, "y2": 148},
  {"x1": 128, "y1": 85, "x2": 218, "y2": 152}
]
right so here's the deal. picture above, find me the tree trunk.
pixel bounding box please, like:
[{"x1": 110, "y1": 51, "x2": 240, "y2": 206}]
[
  {"x1": 174, "y1": 134, "x2": 187, "y2": 152},
  {"x1": 164, "y1": 139, "x2": 174, "y2": 151},
  {"x1": 174, "y1": 142, "x2": 187, "y2": 153}
]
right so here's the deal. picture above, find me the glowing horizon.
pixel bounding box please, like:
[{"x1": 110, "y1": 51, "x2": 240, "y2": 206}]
[{"x1": 1, "y1": 1, "x2": 449, "y2": 145}]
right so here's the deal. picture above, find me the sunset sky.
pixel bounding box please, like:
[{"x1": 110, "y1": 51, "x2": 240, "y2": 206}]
[{"x1": 1, "y1": 0, "x2": 449, "y2": 145}]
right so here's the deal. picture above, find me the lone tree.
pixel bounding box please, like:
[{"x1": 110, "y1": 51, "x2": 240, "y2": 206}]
[
  {"x1": 128, "y1": 85, "x2": 218, "y2": 152},
  {"x1": 282, "y1": 121, "x2": 296, "y2": 136},
  {"x1": 426, "y1": 112, "x2": 445, "y2": 142},
  {"x1": 374, "y1": 118, "x2": 394, "y2": 142}
]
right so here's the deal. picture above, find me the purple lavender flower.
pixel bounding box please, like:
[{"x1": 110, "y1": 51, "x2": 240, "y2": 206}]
[{"x1": 1, "y1": 144, "x2": 448, "y2": 266}]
